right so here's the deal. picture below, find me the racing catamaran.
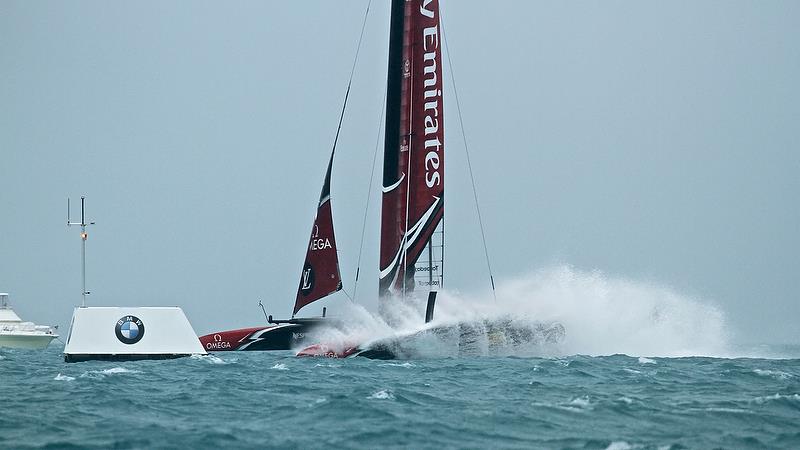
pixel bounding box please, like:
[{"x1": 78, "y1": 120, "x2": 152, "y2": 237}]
[
  {"x1": 298, "y1": 0, "x2": 564, "y2": 358},
  {"x1": 202, "y1": 0, "x2": 564, "y2": 356}
]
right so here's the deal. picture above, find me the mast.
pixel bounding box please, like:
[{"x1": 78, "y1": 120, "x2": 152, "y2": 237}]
[
  {"x1": 67, "y1": 196, "x2": 95, "y2": 307},
  {"x1": 379, "y1": 0, "x2": 445, "y2": 300}
]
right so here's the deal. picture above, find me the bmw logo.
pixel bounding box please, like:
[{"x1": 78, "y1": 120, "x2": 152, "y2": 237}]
[{"x1": 115, "y1": 315, "x2": 145, "y2": 345}]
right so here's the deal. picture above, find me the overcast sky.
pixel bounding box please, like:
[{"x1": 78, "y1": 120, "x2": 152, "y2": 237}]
[{"x1": 1, "y1": 1, "x2": 797, "y2": 344}]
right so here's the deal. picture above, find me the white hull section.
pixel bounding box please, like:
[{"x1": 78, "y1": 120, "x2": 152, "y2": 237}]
[
  {"x1": 64, "y1": 306, "x2": 206, "y2": 362},
  {"x1": 0, "y1": 333, "x2": 57, "y2": 349}
]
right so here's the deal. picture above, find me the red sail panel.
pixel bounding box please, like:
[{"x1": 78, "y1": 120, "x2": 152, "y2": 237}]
[
  {"x1": 379, "y1": 0, "x2": 445, "y2": 297},
  {"x1": 294, "y1": 155, "x2": 342, "y2": 315}
]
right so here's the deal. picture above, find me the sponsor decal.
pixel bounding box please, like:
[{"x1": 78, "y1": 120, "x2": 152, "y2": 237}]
[
  {"x1": 309, "y1": 224, "x2": 332, "y2": 250},
  {"x1": 300, "y1": 262, "x2": 315, "y2": 295},
  {"x1": 292, "y1": 332, "x2": 306, "y2": 341},
  {"x1": 309, "y1": 238, "x2": 332, "y2": 251},
  {"x1": 115, "y1": 315, "x2": 145, "y2": 345},
  {"x1": 420, "y1": 2, "x2": 442, "y2": 188},
  {"x1": 206, "y1": 333, "x2": 232, "y2": 350}
]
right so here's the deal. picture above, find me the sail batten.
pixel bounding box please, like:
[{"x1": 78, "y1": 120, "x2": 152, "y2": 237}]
[{"x1": 380, "y1": 0, "x2": 445, "y2": 298}]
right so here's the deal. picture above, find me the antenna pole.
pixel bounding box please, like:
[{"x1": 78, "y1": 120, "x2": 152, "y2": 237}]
[
  {"x1": 68, "y1": 196, "x2": 95, "y2": 307},
  {"x1": 80, "y1": 197, "x2": 86, "y2": 307}
]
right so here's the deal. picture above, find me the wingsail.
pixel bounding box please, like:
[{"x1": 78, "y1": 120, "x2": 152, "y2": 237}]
[{"x1": 380, "y1": 0, "x2": 445, "y2": 298}]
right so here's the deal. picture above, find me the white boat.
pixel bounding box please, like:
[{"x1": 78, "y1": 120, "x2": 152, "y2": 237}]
[{"x1": 0, "y1": 293, "x2": 58, "y2": 349}]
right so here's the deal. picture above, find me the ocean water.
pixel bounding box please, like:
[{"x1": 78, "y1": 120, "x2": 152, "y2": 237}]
[{"x1": 2, "y1": 344, "x2": 799, "y2": 449}]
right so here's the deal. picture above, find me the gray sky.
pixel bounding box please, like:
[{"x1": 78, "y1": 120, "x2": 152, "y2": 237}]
[{"x1": 1, "y1": 1, "x2": 797, "y2": 344}]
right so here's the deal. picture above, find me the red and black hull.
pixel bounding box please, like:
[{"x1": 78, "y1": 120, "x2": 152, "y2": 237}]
[{"x1": 199, "y1": 318, "x2": 329, "y2": 352}]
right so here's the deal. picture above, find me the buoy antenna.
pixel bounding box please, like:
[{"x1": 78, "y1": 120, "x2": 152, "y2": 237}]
[{"x1": 67, "y1": 196, "x2": 96, "y2": 307}]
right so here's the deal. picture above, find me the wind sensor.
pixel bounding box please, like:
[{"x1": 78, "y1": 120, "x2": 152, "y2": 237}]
[{"x1": 67, "y1": 196, "x2": 96, "y2": 307}]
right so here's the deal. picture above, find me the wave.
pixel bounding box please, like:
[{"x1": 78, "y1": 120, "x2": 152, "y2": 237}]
[
  {"x1": 190, "y1": 354, "x2": 230, "y2": 365},
  {"x1": 367, "y1": 390, "x2": 395, "y2": 400},
  {"x1": 101, "y1": 367, "x2": 138, "y2": 374},
  {"x1": 54, "y1": 373, "x2": 75, "y2": 381},
  {"x1": 753, "y1": 393, "x2": 800, "y2": 405},
  {"x1": 753, "y1": 369, "x2": 793, "y2": 380},
  {"x1": 378, "y1": 362, "x2": 415, "y2": 368},
  {"x1": 605, "y1": 442, "x2": 634, "y2": 450},
  {"x1": 80, "y1": 367, "x2": 141, "y2": 378}
]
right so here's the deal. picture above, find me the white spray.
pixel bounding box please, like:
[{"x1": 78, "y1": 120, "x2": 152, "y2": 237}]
[
  {"x1": 306, "y1": 265, "x2": 729, "y2": 358},
  {"x1": 441, "y1": 265, "x2": 730, "y2": 357}
]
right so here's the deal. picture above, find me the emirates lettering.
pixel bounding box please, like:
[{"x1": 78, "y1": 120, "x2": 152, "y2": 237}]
[
  {"x1": 422, "y1": 13, "x2": 442, "y2": 188},
  {"x1": 309, "y1": 238, "x2": 332, "y2": 251},
  {"x1": 420, "y1": 0, "x2": 435, "y2": 18}
]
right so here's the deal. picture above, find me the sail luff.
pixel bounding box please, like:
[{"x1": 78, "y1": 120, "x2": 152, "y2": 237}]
[{"x1": 379, "y1": 0, "x2": 408, "y2": 298}]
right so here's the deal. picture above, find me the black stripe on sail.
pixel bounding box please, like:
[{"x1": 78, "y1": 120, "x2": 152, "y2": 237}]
[
  {"x1": 382, "y1": 0, "x2": 405, "y2": 187},
  {"x1": 319, "y1": 151, "x2": 333, "y2": 206}
]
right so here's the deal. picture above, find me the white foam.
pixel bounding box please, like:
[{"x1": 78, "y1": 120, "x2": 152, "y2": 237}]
[
  {"x1": 431, "y1": 265, "x2": 729, "y2": 357},
  {"x1": 54, "y1": 373, "x2": 75, "y2": 381},
  {"x1": 314, "y1": 363, "x2": 339, "y2": 368},
  {"x1": 753, "y1": 393, "x2": 800, "y2": 404},
  {"x1": 605, "y1": 442, "x2": 633, "y2": 450},
  {"x1": 753, "y1": 369, "x2": 792, "y2": 380},
  {"x1": 379, "y1": 362, "x2": 415, "y2": 368},
  {"x1": 80, "y1": 367, "x2": 141, "y2": 378},
  {"x1": 555, "y1": 395, "x2": 593, "y2": 412},
  {"x1": 368, "y1": 390, "x2": 395, "y2": 400},
  {"x1": 569, "y1": 396, "x2": 592, "y2": 408},
  {"x1": 102, "y1": 367, "x2": 138, "y2": 374},
  {"x1": 191, "y1": 354, "x2": 228, "y2": 365},
  {"x1": 638, "y1": 357, "x2": 656, "y2": 364},
  {"x1": 704, "y1": 407, "x2": 750, "y2": 413},
  {"x1": 297, "y1": 265, "x2": 730, "y2": 358},
  {"x1": 309, "y1": 397, "x2": 326, "y2": 407},
  {"x1": 270, "y1": 363, "x2": 289, "y2": 371}
]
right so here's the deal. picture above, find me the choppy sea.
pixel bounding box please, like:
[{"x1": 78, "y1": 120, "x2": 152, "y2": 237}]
[{"x1": 1, "y1": 343, "x2": 799, "y2": 449}]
